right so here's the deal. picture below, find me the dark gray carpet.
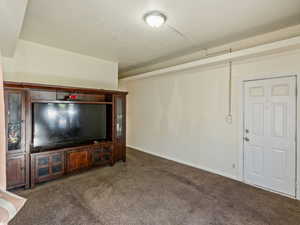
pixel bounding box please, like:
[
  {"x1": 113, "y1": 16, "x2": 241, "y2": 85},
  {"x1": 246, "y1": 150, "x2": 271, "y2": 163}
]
[{"x1": 10, "y1": 148, "x2": 300, "y2": 225}]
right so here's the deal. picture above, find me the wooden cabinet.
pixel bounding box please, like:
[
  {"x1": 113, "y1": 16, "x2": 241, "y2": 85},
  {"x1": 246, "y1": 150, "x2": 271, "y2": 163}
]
[
  {"x1": 65, "y1": 144, "x2": 113, "y2": 173},
  {"x1": 31, "y1": 143, "x2": 114, "y2": 187},
  {"x1": 31, "y1": 152, "x2": 65, "y2": 187},
  {"x1": 4, "y1": 82, "x2": 127, "y2": 188},
  {"x1": 6, "y1": 155, "x2": 26, "y2": 189},
  {"x1": 5, "y1": 89, "x2": 28, "y2": 189},
  {"x1": 91, "y1": 144, "x2": 113, "y2": 166},
  {"x1": 66, "y1": 148, "x2": 91, "y2": 173},
  {"x1": 114, "y1": 95, "x2": 126, "y2": 162}
]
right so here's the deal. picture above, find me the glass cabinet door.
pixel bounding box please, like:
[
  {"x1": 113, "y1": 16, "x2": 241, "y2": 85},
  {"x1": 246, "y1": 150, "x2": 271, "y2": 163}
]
[
  {"x1": 114, "y1": 94, "x2": 126, "y2": 162},
  {"x1": 35, "y1": 153, "x2": 64, "y2": 183},
  {"x1": 51, "y1": 154, "x2": 64, "y2": 174},
  {"x1": 5, "y1": 90, "x2": 25, "y2": 153},
  {"x1": 115, "y1": 95, "x2": 125, "y2": 143}
]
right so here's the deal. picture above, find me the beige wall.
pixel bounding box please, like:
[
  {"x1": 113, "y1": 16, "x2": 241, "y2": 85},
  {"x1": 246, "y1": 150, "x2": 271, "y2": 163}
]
[
  {"x1": 120, "y1": 49, "x2": 300, "y2": 199},
  {"x1": 0, "y1": 57, "x2": 6, "y2": 190},
  {"x1": 2, "y1": 40, "x2": 118, "y2": 90}
]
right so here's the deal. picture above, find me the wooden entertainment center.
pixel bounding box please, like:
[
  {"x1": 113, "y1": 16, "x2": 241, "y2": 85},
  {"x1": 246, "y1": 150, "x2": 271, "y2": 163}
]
[{"x1": 4, "y1": 82, "x2": 127, "y2": 189}]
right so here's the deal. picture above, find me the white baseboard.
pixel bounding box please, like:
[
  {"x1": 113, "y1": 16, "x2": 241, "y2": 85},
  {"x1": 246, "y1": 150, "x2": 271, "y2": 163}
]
[
  {"x1": 128, "y1": 145, "x2": 300, "y2": 200},
  {"x1": 127, "y1": 145, "x2": 240, "y2": 182}
]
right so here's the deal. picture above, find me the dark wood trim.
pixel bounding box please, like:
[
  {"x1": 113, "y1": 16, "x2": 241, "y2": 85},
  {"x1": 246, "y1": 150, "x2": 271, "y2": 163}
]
[
  {"x1": 112, "y1": 94, "x2": 116, "y2": 164},
  {"x1": 4, "y1": 81, "x2": 128, "y2": 95},
  {"x1": 123, "y1": 95, "x2": 127, "y2": 162},
  {"x1": 31, "y1": 142, "x2": 114, "y2": 156},
  {"x1": 31, "y1": 100, "x2": 113, "y2": 104},
  {"x1": 30, "y1": 154, "x2": 35, "y2": 188},
  {"x1": 25, "y1": 91, "x2": 31, "y2": 189}
]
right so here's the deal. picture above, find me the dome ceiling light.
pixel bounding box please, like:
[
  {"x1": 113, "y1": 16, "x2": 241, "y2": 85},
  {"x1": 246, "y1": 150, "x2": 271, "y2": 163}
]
[{"x1": 144, "y1": 11, "x2": 167, "y2": 28}]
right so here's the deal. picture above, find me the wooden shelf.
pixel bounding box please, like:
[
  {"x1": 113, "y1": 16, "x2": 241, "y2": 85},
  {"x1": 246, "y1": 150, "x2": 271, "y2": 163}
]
[
  {"x1": 31, "y1": 100, "x2": 113, "y2": 104},
  {"x1": 4, "y1": 81, "x2": 128, "y2": 95},
  {"x1": 31, "y1": 141, "x2": 114, "y2": 155}
]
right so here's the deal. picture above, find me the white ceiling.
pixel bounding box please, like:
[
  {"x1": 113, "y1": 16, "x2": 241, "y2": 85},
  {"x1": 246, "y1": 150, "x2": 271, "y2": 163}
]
[
  {"x1": 20, "y1": 0, "x2": 300, "y2": 73},
  {"x1": 0, "y1": 0, "x2": 28, "y2": 57}
]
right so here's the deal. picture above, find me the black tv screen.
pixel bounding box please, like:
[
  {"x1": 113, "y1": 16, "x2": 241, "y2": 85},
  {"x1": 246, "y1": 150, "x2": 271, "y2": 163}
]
[{"x1": 33, "y1": 103, "x2": 107, "y2": 150}]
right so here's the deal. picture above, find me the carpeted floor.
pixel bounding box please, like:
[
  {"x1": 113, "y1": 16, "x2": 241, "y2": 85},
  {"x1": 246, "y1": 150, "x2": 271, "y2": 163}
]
[{"x1": 10, "y1": 148, "x2": 300, "y2": 225}]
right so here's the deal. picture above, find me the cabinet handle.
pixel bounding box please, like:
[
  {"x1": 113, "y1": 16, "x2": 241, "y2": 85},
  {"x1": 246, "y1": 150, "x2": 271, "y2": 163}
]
[{"x1": 244, "y1": 137, "x2": 250, "y2": 142}]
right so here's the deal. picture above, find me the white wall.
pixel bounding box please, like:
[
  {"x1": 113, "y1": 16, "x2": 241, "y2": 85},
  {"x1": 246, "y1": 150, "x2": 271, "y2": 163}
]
[
  {"x1": 0, "y1": 54, "x2": 6, "y2": 190},
  {"x1": 2, "y1": 40, "x2": 118, "y2": 89},
  {"x1": 119, "y1": 49, "x2": 300, "y2": 199}
]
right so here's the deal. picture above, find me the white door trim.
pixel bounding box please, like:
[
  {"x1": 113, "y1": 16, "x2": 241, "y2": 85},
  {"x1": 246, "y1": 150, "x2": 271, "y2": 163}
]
[{"x1": 237, "y1": 73, "x2": 299, "y2": 200}]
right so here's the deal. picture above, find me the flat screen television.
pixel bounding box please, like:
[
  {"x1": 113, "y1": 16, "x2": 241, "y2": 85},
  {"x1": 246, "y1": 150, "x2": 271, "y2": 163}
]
[{"x1": 32, "y1": 103, "x2": 108, "y2": 151}]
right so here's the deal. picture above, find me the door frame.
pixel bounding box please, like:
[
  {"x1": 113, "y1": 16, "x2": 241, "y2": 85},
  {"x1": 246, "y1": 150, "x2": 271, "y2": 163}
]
[{"x1": 238, "y1": 73, "x2": 299, "y2": 199}]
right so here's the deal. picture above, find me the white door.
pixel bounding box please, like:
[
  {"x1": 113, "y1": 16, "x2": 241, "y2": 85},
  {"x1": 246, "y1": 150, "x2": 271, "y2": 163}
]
[{"x1": 244, "y1": 76, "x2": 296, "y2": 196}]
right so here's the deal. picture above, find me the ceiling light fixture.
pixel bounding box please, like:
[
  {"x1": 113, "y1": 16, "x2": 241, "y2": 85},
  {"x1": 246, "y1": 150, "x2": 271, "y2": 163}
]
[{"x1": 144, "y1": 11, "x2": 167, "y2": 28}]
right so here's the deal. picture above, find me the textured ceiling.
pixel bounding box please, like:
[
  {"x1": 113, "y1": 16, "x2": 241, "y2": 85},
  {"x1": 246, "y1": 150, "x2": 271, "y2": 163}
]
[{"x1": 20, "y1": 0, "x2": 300, "y2": 73}]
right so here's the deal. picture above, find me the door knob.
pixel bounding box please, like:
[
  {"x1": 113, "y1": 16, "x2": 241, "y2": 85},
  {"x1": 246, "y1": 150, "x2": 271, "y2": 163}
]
[{"x1": 244, "y1": 137, "x2": 250, "y2": 142}]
